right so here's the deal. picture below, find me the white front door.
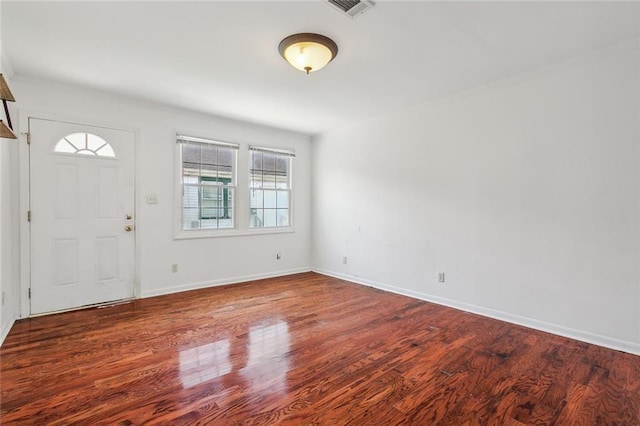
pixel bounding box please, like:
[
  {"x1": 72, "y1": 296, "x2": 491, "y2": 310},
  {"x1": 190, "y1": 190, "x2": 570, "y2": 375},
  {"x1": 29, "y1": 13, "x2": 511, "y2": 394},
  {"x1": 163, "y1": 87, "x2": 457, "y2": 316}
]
[{"x1": 29, "y1": 118, "x2": 135, "y2": 315}]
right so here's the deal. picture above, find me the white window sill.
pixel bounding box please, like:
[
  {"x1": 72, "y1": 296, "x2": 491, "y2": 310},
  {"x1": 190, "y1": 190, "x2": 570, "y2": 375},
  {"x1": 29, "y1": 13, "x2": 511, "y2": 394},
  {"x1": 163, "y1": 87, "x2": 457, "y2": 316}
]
[{"x1": 174, "y1": 227, "x2": 295, "y2": 240}]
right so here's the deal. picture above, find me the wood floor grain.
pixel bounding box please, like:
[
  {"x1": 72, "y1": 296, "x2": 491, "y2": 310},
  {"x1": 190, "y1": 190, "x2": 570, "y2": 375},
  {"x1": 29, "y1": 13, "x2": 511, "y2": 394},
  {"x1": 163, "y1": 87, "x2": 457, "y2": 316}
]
[{"x1": 1, "y1": 272, "x2": 638, "y2": 424}]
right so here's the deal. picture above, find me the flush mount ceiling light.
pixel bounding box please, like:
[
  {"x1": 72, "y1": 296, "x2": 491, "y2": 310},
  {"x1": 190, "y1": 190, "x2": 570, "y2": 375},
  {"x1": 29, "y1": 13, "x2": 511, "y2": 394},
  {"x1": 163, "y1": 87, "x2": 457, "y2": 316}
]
[{"x1": 279, "y1": 33, "x2": 338, "y2": 75}]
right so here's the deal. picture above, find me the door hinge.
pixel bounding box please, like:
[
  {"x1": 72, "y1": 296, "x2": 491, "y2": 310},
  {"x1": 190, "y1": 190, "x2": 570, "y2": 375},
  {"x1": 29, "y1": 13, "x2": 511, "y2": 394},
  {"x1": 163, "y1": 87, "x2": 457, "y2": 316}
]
[
  {"x1": 28, "y1": 288, "x2": 31, "y2": 299},
  {"x1": 24, "y1": 132, "x2": 30, "y2": 145},
  {"x1": 27, "y1": 210, "x2": 31, "y2": 222}
]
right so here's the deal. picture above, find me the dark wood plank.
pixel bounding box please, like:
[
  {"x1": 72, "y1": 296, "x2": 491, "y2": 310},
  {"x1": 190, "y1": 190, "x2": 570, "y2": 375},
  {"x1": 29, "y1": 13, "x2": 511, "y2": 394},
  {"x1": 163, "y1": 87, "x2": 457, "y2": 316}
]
[{"x1": 1, "y1": 272, "x2": 638, "y2": 424}]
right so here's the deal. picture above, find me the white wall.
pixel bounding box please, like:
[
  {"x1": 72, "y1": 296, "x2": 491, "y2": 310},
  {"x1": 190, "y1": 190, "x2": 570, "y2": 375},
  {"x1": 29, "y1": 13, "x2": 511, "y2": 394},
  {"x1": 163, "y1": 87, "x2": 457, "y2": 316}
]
[
  {"x1": 0, "y1": 0, "x2": 4, "y2": 340},
  {"x1": 312, "y1": 42, "x2": 640, "y2": 354},
  {"x1": 0, "y1": 0, "x2": 20, "y2": 343},
  {"x1": 0, "y1": 118, "x2": 18, "y2": 344},
  {"x1": 8, "y1": 77, "x2": 311, "y2": 322}
]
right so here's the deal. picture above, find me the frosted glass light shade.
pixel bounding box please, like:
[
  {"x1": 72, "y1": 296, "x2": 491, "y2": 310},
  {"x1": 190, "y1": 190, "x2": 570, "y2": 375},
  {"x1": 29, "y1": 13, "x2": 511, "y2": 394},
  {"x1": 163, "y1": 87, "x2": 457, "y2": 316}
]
[
  {"x1": 279, "y1": 33, "x2": 338, "y2": 74},
  {"x1": 283, "y1": 42, "x2": 333, "y2": 73}
]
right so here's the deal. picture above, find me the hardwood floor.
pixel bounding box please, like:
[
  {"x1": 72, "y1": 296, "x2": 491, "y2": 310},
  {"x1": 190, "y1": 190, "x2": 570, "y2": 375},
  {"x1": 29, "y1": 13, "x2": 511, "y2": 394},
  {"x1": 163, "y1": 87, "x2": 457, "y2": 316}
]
[{"x1": 1, "y1": 272, "x2": 638, "y2": 425}]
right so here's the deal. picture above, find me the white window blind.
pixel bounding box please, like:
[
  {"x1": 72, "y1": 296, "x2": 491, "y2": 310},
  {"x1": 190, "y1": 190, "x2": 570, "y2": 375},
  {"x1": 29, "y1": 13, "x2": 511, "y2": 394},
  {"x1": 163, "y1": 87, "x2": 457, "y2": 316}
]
[
  {"x1": 249, "y1": 146, "x2": 295, "y2": 157},
  {"x1": 177, "y1": 134, "x2": 239, "y2": 150}
]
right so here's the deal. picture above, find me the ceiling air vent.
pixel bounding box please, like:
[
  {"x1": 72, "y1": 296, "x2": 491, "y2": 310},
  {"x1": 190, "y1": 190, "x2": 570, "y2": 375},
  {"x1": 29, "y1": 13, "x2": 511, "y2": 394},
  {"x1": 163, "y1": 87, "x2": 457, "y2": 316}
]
[{"x1": 326, "y1": 0, "x2": 374, "y2": 19}]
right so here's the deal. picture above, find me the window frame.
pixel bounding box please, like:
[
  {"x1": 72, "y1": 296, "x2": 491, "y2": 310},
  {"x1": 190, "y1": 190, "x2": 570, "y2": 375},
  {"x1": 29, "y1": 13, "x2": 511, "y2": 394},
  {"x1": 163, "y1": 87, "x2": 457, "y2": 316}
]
[
  {"x1": 174, "y1": 135, "x2": 296, "y2": 240},
  {"x1": 248, "y1": 146, "x2": 295, "y2": 231},
  {"x1": 176, "y1": 135, "x2": 238, "y2": 237}
]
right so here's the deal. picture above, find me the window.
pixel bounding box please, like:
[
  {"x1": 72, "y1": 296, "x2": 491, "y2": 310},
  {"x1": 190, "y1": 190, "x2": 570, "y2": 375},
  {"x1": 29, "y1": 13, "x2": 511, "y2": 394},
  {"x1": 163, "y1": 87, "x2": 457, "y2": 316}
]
[
  {"x1": 179, "y1": 135, "x2": 238, "y2": 230},
  {"x1": 249, "y1": 146, "x2": 294, "y2": 228},
  {"x1": 54, "y1": 132, "x2": 116, "y2": 158}
]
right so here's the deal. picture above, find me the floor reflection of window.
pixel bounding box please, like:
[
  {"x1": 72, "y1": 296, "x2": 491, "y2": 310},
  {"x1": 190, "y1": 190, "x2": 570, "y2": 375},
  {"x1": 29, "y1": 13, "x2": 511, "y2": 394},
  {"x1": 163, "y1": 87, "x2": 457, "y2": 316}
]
[
  {"x1": 241, "y1": 321, "x2": 291, "y2": 394},
  {"x1": 179, "y1": 339, "x2": 231, "y2": 388}
]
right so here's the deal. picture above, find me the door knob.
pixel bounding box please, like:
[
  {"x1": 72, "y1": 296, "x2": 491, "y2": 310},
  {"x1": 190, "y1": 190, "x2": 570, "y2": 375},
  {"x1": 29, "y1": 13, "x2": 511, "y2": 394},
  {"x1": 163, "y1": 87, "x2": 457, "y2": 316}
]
[{"x1": 125, "y1": 225, "x2": 133, "y2": 232}]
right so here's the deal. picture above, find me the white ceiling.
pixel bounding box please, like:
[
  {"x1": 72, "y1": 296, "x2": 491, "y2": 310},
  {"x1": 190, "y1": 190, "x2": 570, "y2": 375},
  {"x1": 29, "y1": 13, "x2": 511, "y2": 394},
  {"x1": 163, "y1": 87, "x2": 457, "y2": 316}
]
[{"x1": 3, "y1": 1, "x2": 639, "y2": 135}]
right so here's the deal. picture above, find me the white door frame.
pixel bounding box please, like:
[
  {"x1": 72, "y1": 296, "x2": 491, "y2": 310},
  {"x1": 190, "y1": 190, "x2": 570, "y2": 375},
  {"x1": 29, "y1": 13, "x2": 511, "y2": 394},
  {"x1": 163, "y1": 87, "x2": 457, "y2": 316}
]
[{"x1": 18, "y1": 110, "x2": 141, "y2": 318}]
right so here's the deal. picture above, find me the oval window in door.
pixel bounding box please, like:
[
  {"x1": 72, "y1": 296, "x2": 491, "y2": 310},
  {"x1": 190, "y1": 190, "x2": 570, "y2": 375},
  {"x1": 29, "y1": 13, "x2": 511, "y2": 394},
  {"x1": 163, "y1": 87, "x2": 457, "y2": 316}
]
[{"x1": 54, "y1": 132, "x2": 116, "y2": 158}]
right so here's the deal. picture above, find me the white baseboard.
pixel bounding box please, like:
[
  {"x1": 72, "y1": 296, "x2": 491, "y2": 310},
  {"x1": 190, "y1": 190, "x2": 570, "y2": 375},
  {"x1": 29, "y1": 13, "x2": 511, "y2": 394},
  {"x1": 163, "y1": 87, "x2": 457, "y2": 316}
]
[
  {"x1": 0, "y1": 314, "x2": 16, "y2": 347},
  {"x1": 141, "y1": 267, "x2": 312, "y2": 299},
  {"x1": 313, "y1": 268, "x2": 640, "y2": 356}
]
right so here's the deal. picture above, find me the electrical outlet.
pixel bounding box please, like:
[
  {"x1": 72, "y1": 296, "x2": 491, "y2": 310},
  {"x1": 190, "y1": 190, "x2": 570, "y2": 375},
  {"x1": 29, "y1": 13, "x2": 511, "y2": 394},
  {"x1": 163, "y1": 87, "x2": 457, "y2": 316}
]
[
  {"x1": 438, "y1": 272, "x2": 445, "y2": 283},
  {"x1": 171, "y1": 264, "x2": 178, "y2": 273},
  {"x1": 343, "y1": 256, "x2": 348, "y2": 264},
  {"x1": 276, "y1": 253, "x2": 281, "y2": 260},
  {"x1": 146, "y1": 194, "x2": 159, "y2": 204}
]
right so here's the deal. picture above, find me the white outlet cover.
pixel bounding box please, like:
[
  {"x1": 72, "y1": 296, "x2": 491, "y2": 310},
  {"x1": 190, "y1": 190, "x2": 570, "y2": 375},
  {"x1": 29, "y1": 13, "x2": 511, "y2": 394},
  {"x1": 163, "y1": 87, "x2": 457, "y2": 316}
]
[{"x1": 146, "y1": 194, "x2": 159, "y2": 204}]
